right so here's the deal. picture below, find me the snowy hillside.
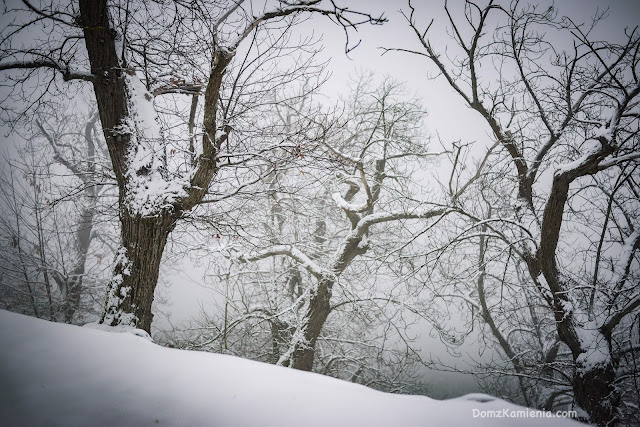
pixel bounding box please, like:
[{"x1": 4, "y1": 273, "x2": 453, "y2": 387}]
[{"x1": 0, "y1": 310, "x2": 581, "y2": 426}]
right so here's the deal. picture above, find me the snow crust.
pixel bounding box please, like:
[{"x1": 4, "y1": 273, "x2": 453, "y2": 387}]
[
  {"x1": 0, "y1": 310, "x2": 581, "y2": 426},
  {"x1": 83, "y1": 322, "x2": 152, "y2": 341},
  {"x1": 332, "y1": 191, "x2": 368, "y2": 212},
  {"x1": 572, "y1": 308, "x2": 612, "y2": 373},
  {"x1": 121, "y1": 73, "x2": 189, "y2": 216},
  {"x1": 554, "y1": 138, "x2": 602, "y2": 176}
]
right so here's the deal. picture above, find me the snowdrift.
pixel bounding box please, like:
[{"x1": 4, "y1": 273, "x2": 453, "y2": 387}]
[{"x1": 0, "y1": 310, "x2": 581, "y2": 426}]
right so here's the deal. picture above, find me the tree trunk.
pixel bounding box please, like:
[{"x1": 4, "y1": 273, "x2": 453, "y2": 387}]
[
  {"x1": 80, "y1": 0, "x2": 180, "y2": 334},
  {"x1": 100, "y1": 211, "x2": 175, "y2": 333},
  {"x1": 62, "y1": 202, "x2": 95, "y2": 323},
  {"x1": 574, "y1": 360, "x2": 619, "y2": 426},
  {"x1": 286, "y1": 230, "x2": 368, "y2": 370},
  {"x1": 289, "y1": 278, "x2": 332, "y2": 371}
]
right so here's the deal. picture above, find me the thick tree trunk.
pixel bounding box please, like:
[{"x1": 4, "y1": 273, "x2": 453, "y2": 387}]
[
  {"x1": 533, "y1": 168, "x2": 620, "y2": 425},
  {"x1": 79, "y1": 0, "x2": 186, "y2": 334},
  {"x1": 536, "y1": 270, "x2": 620, "y2": 425},
  {"x1": 101, "y1": 211, "x2": 175, "y2": 333},
  {"x1": 574, "y1": 361, "x2": 619, "y2": 426}
]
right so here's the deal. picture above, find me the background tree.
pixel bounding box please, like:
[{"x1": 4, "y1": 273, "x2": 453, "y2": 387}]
[
  {"x1": 388, "y1": 1, "x2": 640, "y2": 424},
  {"x1": 165, "y1": 75, "x2": 453, "y2": 384},
  {"x1": 235, "y1": 75, "x2": 450, "y2": 371},
  {"x1": 0, "y1": 103, "x2": 114, "y2": 323}
]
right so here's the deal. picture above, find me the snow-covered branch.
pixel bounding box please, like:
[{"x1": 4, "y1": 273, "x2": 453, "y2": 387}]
[
  {"x1": 0, "y1": 60, "x2": 96, "y2": 82},
  {"x1": 331, "y1": 192, "x2": 368, "y2": 213},
  {"x1": 597, "y1": 151, "x2": 640, "y2": 170},
  {"x1": 238, "y1": 245, "x2": 326, "y2": 279},
  {"x1": 353, "y1": 206, "x2": 451, "y2": 236}
]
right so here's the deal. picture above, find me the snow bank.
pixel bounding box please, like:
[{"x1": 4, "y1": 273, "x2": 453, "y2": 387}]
[{"x1": 0, "y1": 310, "x2": 581, "y2": 426}]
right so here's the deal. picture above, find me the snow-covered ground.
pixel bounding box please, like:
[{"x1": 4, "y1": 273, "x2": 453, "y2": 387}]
[{"x1": 0, "y1": 309, "x2": 581, "y2": 426}]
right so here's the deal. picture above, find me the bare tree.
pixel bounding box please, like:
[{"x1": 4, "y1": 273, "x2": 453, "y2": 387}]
[
  {"x1": 387, "y1": 1, "x2": 640, "y2": 424},
  {"x1": 0, "y1": 149, "x2": 57, "y2": 319},
  {"x1": 0, "y1": 105, "x2": 113, "y2": 322},
  {"x1": 36, "y1": 108, "x2": 113, "y2": 322},
  {"x1": 196, "y1": 75, "x2": 450, "y2": 372},
  {"x1": 161, "y1": 75, "x2": 447, "y2": 394},
  {"x1": 0, "y1": 0, "x2": 385, "y2": 333},
  {"x1": 420, "y1": 173, "x2": 568, "y2": 408}
]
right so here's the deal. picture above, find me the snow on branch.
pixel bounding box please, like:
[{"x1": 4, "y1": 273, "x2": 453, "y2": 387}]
[
  {"x1": 618, "y1": 230, "x2": 640, "y2": 281},
  {"x1": 555, "y1": 143, "x2": 639, "y2": 178},
  {"x1": 332, "y1": 192, "x2": 368, "y2": 213},
  {"x1": 597, "y1": 151, "x2": 640, "y2": 170},
  {"x1": 121, "y1": 72, "x2": 189, "y2": 216},
  {"x1": 214, "y1": 0, "x2": 247, "y2": 30},
  {"x1": 554, "y1": 138, "x2": 604, "y2": 177},
  {"x1": 351, "y1": 206, "x2": 452, "y2": 239},
  {"x1": 0, "y1": 59, "x2": 96, "y2": 82},
  {"x1": 555, "y1": 81, "x2": 640, "y2": 177},
  {"x1": 603, "y1": 293, "x2": 640, "y2": 337},
  {"x1": 574, "y1": 321, "x2": 612, "y2": 373},
  {"x1": 237, "y1": 245, "x2": 326, "y2": 279}
]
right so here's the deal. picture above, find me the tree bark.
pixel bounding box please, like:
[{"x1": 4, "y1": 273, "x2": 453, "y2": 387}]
[
  {"x1": 79, "y1": 0, "x2": 130, "y2": 191},
  {"x1": 289, "y1": 278, "x2": 333, "y2": 371},
  {"x1": 101, "y1": 211, "x2": 176, "y2": 333},
  {"x1": 536, "y1": 166, "x2": 621, "y2": 425},
  {"x1": 287, "y1": 232, "x2": 368, "y2": 370},
  {"x1": 574, "y1": 359, "x2": 619, "y2": 426}
]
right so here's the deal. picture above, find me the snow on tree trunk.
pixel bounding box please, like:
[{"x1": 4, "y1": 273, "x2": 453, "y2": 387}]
[
  {"x1": 284, "y1": 232, "x2": 369, "y2": 370},
  {"x1": 568, "y1": 314, "x2": 619, "y2": 425},
  {"x1": 79, "y1": 0, "x2": 189, "y2": 333},
  {"x1": 289, "y1": 278, "x2": 333, "y2": 371}
]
